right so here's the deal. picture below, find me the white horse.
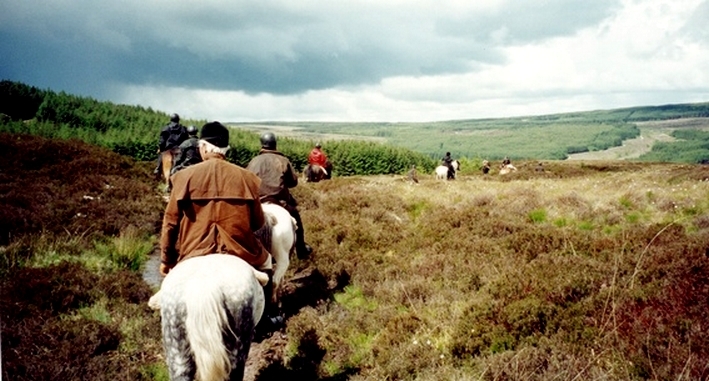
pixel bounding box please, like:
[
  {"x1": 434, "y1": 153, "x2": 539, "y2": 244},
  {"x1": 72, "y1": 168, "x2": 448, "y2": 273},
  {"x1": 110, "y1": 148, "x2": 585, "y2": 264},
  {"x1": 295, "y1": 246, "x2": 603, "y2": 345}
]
[
  {"x1": 149, "y1": 254, "x2": 266, "y2": 381},
  {"x1": 435, "y1": 160, "x2": 460, "y2": 180},
  {"x1": 260, "y1": 202, "x2": 297, "y2": 306},
  {"x1": 499, "y1": 163, "x2": 517, "y2": 175}
]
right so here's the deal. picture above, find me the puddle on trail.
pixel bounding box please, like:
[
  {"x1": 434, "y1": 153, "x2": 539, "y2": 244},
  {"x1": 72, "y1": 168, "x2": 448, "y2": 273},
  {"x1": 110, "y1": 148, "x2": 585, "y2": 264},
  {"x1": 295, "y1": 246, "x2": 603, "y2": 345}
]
[{"x1": 142, "y1": 252, "x2": 163, "y2": 289}]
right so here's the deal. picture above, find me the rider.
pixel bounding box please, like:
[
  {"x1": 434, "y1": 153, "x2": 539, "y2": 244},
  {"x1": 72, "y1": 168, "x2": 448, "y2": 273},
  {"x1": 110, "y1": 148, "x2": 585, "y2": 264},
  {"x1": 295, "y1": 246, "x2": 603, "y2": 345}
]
[
  {"x1": 159, "y1": 122, "x2": 283, "y2": 328},
  {"x1": 155, "y1": 113, "x2": 188, "y2": 184},
  {"x1": 247, "y1": 132, "x2": 313, "y2": 259},
  {"x1": 442, "y1": 151, "x2": 455, "y2": 180},
  {"x1": 308, "y1": 142, "x2": 332, "y2": 179},
  {"x1": 170, "y1": 125, "x2": 202, "y2": 175},
  {"x1": 160, "y1": 121, "x2": 271, "y2": 274},
  {"x1": 482, "y1": 160, "x2": 491, "y2": 174}
]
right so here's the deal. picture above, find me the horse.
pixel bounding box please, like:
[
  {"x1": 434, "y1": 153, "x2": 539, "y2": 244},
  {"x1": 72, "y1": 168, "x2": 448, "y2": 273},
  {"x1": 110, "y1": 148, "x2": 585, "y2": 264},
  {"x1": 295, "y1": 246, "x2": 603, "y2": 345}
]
[
  {"x1": 499, "y1": 163, "x2": 517, "y2": 175},
  {"x1": 259, "y1": 202, "x2": 297, "y2": 306},
  {"x1": 435, "y1": 160, "x2": 460, "y2": 180},
  {"x1": 160, "y1": 148, "x2": 178, "y2": 188},
  {"x1": 304, "y1": 164, "x2": 328, "y2": 183},
  {"x1": 148, "y1": 254, "x2": 267, "y2": 381},
  {"x1": 304, "y1": 160, "x2": 333, "y2": 183}
]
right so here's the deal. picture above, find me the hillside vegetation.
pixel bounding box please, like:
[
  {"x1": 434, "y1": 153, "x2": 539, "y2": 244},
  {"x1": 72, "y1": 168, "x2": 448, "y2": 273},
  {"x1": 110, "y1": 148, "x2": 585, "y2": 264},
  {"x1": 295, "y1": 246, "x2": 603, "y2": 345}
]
[
  {"x1": 0, "y1": 80, "x2": 437, "y2": 175},
  {"x1": 3, "y1": 80, "x2": 709, "y2": 166},
  {"x1": 2, "y1": 132, "x2": 709, "y2": 380},
  {"x1": 233, "y1": 102, "x2": 709, "y2": 162}
]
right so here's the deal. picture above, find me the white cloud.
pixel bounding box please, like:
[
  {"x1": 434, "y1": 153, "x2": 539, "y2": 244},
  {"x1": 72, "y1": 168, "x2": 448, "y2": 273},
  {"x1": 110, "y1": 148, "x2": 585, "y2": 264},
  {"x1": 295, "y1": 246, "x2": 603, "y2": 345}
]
[{"x1": 3, "y1": 0, "x2": 708, "y2": 122}]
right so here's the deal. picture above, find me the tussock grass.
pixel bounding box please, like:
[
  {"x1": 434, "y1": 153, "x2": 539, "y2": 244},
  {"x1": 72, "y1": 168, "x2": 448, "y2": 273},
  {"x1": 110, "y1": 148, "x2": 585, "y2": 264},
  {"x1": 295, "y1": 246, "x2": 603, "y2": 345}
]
[
  {"x1": 3, "y1": 132, "x2": 709, "y2": 380},
  {"x1": 282, "y1": 161, "x2": 709, "y2": 380},
  {"x1": 1, "y1": 134, "x2": 164, "y2": 380}
]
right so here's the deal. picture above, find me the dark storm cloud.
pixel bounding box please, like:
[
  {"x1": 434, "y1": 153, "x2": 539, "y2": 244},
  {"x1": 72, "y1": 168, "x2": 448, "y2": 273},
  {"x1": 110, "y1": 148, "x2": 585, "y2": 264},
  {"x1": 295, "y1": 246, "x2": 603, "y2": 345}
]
[{"x1": 0, "y1": 0, "x2": 617, "y2": 97}]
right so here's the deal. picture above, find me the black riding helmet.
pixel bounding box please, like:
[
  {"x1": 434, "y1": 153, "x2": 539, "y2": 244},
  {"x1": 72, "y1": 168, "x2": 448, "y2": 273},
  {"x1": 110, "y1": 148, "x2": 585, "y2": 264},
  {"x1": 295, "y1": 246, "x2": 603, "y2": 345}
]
[
  {"x1": 170, "y1": 113, "x2": 180, "y2": 123},
  {"x1": 260, "y1": 132, "x2": 277, "y2": 150},
  {"x1": 186, "y1": 125, "x2": 198, "y2": 135}
]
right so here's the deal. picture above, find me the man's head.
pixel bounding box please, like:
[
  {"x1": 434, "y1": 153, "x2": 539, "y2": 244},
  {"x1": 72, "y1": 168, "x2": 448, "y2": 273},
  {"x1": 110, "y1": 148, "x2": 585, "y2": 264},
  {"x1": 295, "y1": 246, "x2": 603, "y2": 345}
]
[
  {"x1": 200, "y1": 121, "x2": 229, "y2": 148},
  {"x1": 187, "y1": 125, "x2": 198, "y2": 136},
  {"x1": 315, "y1": 142, "x2": 321, "y2": 149},
  {"x1": 170, "y1": 113, "x2": 180, "y2": 123},
  {"x1": 260, "y1": 132, "x2": 277, "y2": 150}
]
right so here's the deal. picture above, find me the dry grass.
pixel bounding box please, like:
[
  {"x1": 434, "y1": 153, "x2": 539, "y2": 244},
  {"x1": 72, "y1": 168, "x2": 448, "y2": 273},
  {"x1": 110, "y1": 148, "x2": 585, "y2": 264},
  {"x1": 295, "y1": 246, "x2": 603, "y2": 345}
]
[
  {"x1": 282, "y1": 161, "x2": 709, "y2": 380},
  {"x1": 3, "y1": 132, "x2": 709, "y2": 380}
]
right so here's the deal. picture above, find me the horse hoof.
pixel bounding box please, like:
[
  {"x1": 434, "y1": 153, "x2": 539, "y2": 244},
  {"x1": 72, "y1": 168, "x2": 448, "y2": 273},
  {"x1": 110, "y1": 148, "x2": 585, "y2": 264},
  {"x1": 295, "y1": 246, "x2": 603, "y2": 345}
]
[
  {"x1": 297, "y1": 244, "x2": 313, "y2": 259},
  {"x1": 269, "y1": 315, "x2": 284, "y2": 326}
]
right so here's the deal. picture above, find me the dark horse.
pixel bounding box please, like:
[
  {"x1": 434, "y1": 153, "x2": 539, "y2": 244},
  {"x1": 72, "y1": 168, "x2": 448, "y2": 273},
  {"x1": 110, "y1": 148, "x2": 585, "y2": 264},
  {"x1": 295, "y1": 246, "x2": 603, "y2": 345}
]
[{"x1": 304, "y1": 160, "x2": 333, "y2": 183}]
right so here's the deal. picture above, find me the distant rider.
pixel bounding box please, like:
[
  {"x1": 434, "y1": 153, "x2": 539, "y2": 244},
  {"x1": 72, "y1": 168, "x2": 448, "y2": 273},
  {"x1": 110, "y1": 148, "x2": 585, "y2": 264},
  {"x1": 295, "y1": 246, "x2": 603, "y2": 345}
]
[
  {"x1": 170, "y1": 125, "x2": 202, "y2": 175},
  {"x1": 155, "y1": 113, "x2": 188, "y2": 186},
  {"x1": 442, "y1": 151, "x2": 455, "y2": 180},
  {"x1": 308, "y1": 142, "x2": 332, "y2": 179}
]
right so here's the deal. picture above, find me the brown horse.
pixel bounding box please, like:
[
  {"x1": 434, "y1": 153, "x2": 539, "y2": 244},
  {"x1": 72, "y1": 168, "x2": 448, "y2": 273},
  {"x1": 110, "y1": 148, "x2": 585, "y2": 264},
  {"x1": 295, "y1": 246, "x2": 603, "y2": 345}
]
[
  {"x1": 160, "y1": 148, "x2": 179, "y2": 188},
  {"x1": 304, "y1": 160, "x2": 332, "y2": 182}
]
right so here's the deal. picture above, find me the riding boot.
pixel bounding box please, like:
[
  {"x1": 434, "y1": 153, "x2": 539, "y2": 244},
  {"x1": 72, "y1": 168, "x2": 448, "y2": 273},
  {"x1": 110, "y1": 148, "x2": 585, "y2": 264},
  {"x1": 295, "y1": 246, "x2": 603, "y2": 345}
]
[{"x1": 286, "y1": 205, "x2": 313, "y2": 259}]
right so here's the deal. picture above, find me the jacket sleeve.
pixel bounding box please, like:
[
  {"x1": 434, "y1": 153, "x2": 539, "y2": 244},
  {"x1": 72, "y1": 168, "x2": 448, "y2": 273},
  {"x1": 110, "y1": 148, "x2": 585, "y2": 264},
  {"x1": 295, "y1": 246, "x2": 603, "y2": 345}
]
[
  {"x1": 160, "y1": 194, "x2": 182, "y2": 266},
  {"x1": 285, "y1": 161, "x2": 299, "y2": 189},
  {"x1": 158, "y1": 129, "x2": 168, "y2": 152}
]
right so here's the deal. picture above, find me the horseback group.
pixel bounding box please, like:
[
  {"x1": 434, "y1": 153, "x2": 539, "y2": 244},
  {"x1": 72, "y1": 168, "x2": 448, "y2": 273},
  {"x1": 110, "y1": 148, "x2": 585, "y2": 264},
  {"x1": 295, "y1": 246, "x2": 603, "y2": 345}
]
[{"x1": 150, "y1": 114, "x2": 328, "y2": 379}]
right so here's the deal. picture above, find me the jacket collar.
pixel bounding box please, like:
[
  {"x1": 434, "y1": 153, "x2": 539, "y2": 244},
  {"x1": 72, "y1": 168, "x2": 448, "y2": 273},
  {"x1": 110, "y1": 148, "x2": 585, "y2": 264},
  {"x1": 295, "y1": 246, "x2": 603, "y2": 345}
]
[
  {"x1": 259, "y1": 149, "x2": 284, "y2": 156},
  {"x1": 202, "y1": 152, "x2": 226, "y2": 161}
]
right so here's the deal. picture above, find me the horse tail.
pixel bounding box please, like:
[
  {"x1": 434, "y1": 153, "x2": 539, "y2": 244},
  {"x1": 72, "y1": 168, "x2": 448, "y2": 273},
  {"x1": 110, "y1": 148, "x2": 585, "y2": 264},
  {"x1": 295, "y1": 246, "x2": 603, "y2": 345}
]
[{"x1": 184, "y1": 278, "x2": 231, "y2": 381}]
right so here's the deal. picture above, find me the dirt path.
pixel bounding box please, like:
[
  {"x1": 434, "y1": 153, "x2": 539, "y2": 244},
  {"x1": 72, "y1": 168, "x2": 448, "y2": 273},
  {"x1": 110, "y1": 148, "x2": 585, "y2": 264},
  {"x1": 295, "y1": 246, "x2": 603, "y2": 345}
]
[
  {"x1": 567, "y1": 118, "x2": 709, "y2": 161},
  {"x1": 566, "y1": 130, "x2": 674, "y2": 161}
]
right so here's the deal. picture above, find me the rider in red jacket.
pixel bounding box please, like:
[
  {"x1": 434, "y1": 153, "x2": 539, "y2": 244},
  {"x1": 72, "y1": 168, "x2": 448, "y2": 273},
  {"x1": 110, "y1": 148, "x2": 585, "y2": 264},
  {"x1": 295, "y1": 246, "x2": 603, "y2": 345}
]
[{"x1": 308, "y1": 143, "x2": 328, "y2": 167}]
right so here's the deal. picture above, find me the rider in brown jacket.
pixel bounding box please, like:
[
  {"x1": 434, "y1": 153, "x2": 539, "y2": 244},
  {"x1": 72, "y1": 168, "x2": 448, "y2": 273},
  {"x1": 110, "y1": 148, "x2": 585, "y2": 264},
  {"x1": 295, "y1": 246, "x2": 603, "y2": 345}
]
[{"x1": 159, "y1": 122, "x2": 271, "y2": 275}]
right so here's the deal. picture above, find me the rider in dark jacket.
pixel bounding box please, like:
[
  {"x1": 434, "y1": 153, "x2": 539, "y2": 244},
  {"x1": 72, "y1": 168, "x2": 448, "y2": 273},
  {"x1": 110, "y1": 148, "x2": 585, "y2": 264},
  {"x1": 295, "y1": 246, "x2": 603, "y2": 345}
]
[
  {"x1": 247, "y1": 132, "x2": 313, "y2": 259},
  {"x1": 155, "y1": 113, "x2": 188, "y2": 183},
  {"x1": 442, "y1": 152, "x2": 455, "y2": 180},
  {"x1": 170, "y1": 125, "x2": 202, "y2": 175}
]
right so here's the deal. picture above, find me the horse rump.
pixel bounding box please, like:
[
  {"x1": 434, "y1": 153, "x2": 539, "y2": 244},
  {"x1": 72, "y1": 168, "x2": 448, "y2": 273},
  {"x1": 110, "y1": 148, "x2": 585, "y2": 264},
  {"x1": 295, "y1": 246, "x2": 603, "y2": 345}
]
[
  {"x1": 304, "y1": 164, "x2": 328, "y2": 182},
  {"x1": 156, "y1": 254, "x2": 265, "y2": 381}
]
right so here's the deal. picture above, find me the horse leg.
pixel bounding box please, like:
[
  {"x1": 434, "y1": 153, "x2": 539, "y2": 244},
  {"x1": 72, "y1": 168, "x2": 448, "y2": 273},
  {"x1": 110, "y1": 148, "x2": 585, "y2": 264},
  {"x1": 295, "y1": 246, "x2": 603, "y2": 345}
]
[
  {"x1": 161, "y1": 300, "x2": 196, "y2": 381},
  {"x1": 268, "y1": 207, "x2": 296, "y2": 306},
  {"x1": 161, "y1": 150, "x2": 174, "y2": 187},
  {"x1": 223, "y1": 297, "x2": 258, "y2": 381}
]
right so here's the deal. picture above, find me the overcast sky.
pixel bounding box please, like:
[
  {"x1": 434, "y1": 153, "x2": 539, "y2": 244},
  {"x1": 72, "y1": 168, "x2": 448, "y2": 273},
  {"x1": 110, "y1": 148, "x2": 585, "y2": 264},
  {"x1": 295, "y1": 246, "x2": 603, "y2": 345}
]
[{"x1": 1, "y1": 0, "x2": 708, "y2": 122}]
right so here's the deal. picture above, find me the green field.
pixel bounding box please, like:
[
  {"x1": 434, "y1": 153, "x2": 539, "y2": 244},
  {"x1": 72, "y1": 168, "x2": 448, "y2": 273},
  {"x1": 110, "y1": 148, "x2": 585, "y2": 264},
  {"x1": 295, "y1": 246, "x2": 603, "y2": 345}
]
[
  {"x1": 3, "y1": 79, "x2": 709, "y2": 168},
  {"x1": 231, "y1": 102, "x2": 709, "y2": 162}
]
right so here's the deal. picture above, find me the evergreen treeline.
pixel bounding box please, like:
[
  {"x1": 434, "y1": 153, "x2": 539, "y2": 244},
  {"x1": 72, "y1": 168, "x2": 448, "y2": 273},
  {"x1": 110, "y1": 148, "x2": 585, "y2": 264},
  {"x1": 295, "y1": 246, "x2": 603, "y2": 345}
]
[
  {"x1": 0, "y1": 80, "x2": 437, "y2": 175},
  {"x1": 638, "y1": 129, "x2": 709, "y2": 163}
]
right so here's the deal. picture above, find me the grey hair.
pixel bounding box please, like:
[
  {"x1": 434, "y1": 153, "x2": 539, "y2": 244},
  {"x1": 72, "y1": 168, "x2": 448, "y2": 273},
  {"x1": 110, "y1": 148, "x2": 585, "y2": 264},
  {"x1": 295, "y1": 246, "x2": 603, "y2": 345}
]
[{"x1": 199, "y1": 140, "x2": 230, "y2": 155}]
